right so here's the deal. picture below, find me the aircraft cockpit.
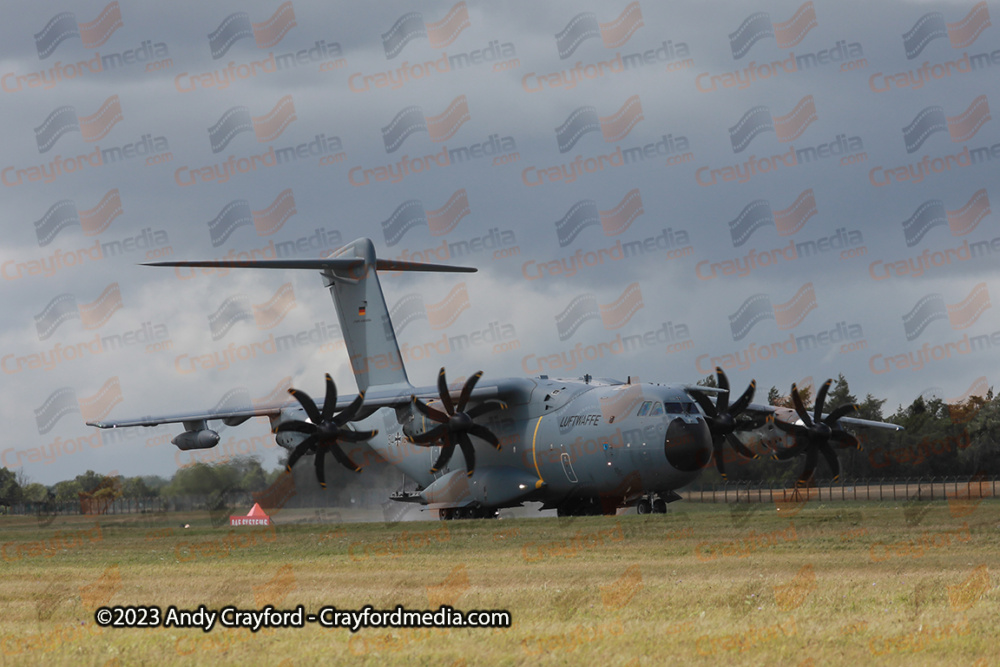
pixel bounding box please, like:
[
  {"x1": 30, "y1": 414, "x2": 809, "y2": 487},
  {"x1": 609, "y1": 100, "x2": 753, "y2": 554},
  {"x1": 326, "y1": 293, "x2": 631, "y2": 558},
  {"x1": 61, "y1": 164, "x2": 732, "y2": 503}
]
[{"x1": 635, "y1": 400, "x2": 700, "y2": 417}]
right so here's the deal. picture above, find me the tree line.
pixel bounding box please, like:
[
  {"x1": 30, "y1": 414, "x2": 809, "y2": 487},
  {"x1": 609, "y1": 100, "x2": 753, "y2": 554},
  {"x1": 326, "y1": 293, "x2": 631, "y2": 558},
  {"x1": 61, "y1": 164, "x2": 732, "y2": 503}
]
[{"x1": 0, "y1": 459, "x2": 284, "y2": 510}]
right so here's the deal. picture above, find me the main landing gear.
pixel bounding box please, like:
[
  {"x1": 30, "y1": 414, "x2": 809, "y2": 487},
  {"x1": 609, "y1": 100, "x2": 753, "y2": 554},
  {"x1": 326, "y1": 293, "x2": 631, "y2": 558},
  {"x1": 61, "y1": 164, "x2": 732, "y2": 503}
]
[
  {"x1": 439, "y1": 506, "x2": 499, "y2": 520},
  {"x1": 635, "y1": 495, "x2": 669, "y2": 514}
]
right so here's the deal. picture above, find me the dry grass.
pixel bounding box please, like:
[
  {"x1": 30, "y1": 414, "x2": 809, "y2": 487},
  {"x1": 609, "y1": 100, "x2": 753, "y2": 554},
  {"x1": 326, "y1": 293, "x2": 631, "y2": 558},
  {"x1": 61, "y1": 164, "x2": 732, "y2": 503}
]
[{"x1": 1, "y1": 499, "x2": 997, "y2": 666}]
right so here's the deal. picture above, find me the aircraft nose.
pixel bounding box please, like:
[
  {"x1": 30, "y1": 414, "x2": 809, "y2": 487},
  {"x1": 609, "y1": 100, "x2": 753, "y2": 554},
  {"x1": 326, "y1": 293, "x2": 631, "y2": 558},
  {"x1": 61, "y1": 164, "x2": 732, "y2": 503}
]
[{"x1": 663, "y1": 416, "x2": 713, "y2": 472}]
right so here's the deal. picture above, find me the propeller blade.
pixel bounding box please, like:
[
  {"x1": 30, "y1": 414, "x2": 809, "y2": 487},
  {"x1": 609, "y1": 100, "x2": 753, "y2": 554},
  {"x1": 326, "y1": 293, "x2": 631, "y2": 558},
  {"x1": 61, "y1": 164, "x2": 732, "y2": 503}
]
[
  {"x1": 286, "y1": 433, "x2": 319, "y2": 472},
  {"x1": 772, "y1": 438, "x2": 807, "y2": 460},
  {"x1": 819, "y1": 441, "x2": 840, "y2": 482},
  {"x1": 466, "y1": 401, "x2": 504, "y2": 419},
  {"x1": 289, "y1": 388, "x2": 323, "y2": 424},
  {"x1": 771, "y1": 419, "x2": 801, "y2": 435},
  {"x1": 321, "y1": 374, "x2": 337, "y2": 422},
  {"x1": 314, "y1": 445, "x2": 329, "y2": 488},
  {"x1": 277, "y1": 421, "x2": 316, "y2": 435},
  {"x1": 687, "y1": 389, "x2": 718, "y2": 418},
  {"x1": 713, "y1": 440, "x2": 728, "y2": 479},
  {"x1": 790, "y1": 384, "x2": 813, "y2": 427},
  {"x1": 735, "y1": 414, "x2": 769, "y2": 431},
  {"x1": 457, "y1": 431, "x2": 476, "y2": 477},
  {"x1": 823, "y1": 403, "x2": 859, "y2": 425},
  {"x1": 328, "y1": 442, "x2": 362, "y2": 473},
  {"x1": 412, "y1": 396, "x2": 450, "y2": 424},
  {"x1": 797, "y1": 447, "x2": 819, "y2": 486},
  {"x1": 467, "y1": 423, "x2": 500, "y2": 450},
  {"x1": 829, "y1": 429, "x2": 860, "y2": 450},
  {"x1": 725, "y1": 432, "x2": 757, "y2": 459},
  {"x1": 339, "y1": 428, "x2": 379, "y2": 443},
  {"x1": 437, "y1": 368, "x2": 455, "y2": 415},
  {"x1": 814, "y1": 379, "x2": 832, "y2": 424},
  {"x1": 334, "y1": 392, "x2": 366, "y2": 426},
  {"x1": 715, "y1": 367, "x2": 730, "y2": 412},
  {"x1": 457, "y1": 371, "x2": 483, "y2": 412},
  {"x1": 430, "y1": 442, "x2": 456, "y2": 473},
  {"x1": 730, "y1": 380, "x2": 757, "y2": 416},
  {"x1": 410, "y1": 423, "x2": 447, "y2": 444}
]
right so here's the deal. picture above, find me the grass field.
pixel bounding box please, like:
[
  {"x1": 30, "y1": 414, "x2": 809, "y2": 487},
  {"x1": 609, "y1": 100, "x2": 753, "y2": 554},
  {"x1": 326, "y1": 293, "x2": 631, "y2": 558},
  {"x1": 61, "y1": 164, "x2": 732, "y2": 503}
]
[{"x1": 1, "y1": 497, "x2": 997, "y2": 666}]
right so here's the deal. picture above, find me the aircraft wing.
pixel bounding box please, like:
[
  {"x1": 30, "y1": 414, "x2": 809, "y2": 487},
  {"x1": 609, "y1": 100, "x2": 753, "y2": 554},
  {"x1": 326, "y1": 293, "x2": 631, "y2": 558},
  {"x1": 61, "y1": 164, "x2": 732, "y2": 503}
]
[
  {"x1": 742, "y1": 402, "x2": 902, "y2": 431},
  {"x1": 681, "y1": 384, "x2": 727, "y2": 395},
  {"x1": 87, "y1": 405, "x2": 289, "y2": 429},
  {"x1": 87, "y1": 379, "x2": 511, "y2": 429}
]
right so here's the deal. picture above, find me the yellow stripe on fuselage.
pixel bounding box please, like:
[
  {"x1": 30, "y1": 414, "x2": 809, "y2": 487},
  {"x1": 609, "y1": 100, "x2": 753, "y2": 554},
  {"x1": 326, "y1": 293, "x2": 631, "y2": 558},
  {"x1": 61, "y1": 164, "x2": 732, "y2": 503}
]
[{"x1": 531, "y1": 416, "x2": 544, "y2": 482}]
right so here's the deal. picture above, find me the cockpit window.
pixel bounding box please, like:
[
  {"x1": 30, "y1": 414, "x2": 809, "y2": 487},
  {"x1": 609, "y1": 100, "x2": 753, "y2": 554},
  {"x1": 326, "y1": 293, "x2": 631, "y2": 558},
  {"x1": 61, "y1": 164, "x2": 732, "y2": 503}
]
[
  {"x1": 649, "y1": 402, "x2": 664, "y2": 416},
  {"x1": 665, "y1": 402, "x2": 683, "y2": 414},
  {"x1": 684, "y1": 402, "x2": 699, "y2": 414},
  {"x1": 637, "y1": 401, "x2": 652, "y2": 417}
]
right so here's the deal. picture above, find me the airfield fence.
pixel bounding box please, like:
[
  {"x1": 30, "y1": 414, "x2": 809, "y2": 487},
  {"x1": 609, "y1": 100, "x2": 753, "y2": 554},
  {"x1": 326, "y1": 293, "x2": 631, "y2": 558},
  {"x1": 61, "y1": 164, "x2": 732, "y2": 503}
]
[
  {"x1": 4, "y1": 477, "x2": 997, "y2": 517},
  {"x1": 680, "y1": 477, "x2": 998, "y2": 504},
  {"x1": 6, "y1": 493, "x2": 239, "y2": 518}
]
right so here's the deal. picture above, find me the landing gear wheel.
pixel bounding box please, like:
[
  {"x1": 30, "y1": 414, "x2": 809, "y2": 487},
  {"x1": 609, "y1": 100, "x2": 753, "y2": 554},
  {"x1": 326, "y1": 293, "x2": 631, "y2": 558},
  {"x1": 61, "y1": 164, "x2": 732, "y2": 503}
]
[
  {"x1": 652, "y1": 498, "x2": 667, "y2": 514},
  {"x1": 439, "y1": 508, "x2": 454, "y2": 520},
  {"x1": 636, "y1": 498, "x2": 652, "y2": 514}
]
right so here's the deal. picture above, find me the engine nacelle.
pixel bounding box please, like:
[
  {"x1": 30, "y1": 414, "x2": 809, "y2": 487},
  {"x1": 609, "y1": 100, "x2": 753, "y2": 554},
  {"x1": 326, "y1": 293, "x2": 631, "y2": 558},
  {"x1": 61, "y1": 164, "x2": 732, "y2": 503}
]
[{"x1": 172, "y1": 429, "x2": 220, "y2": 451}]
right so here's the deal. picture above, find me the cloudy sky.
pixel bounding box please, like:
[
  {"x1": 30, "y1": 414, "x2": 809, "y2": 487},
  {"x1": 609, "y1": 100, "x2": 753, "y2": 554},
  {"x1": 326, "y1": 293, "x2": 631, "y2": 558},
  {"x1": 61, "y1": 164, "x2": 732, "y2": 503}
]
[{"x1": 1, "y1": 0, "x2": 997, "y2": 485}]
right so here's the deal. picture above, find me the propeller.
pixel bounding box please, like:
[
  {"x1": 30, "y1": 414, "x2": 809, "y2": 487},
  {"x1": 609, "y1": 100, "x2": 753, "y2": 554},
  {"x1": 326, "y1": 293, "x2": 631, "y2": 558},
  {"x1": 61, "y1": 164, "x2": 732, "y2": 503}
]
[
  {"x1": 409, "y1": 368, "x2": 506, "y2": 477},
  {"x1": 687, "y1": 367, "x2": 763, "y2": 479},
  {"x1": 279, "y1": 374, "x2": 378, "y2": 488},
  {"x1": 769, "y1": 379, "x2": 860, "y2": 486}
]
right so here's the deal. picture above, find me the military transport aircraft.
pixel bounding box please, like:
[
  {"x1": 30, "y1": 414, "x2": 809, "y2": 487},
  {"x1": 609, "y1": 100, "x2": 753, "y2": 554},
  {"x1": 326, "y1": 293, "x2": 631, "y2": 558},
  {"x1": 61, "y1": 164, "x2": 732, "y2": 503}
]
[{"x1": 89, "y1": 238, "x2": 900, "y2": 519}]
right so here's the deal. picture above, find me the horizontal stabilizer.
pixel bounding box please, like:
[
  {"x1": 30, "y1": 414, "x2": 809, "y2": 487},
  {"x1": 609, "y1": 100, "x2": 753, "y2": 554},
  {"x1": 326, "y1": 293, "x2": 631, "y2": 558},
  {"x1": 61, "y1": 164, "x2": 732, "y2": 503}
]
[
  {"x1": 375, "y1": 259, "x2": 475, "y2": 273},
  {"x1": 142, "y1": 258, "x2": 476, "y2": 273}
]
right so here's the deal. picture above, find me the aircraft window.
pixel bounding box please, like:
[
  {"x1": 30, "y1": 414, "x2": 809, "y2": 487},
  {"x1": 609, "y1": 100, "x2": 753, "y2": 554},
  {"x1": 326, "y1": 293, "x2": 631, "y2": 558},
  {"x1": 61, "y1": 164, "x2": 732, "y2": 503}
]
[
  {"x1": 684, "y1": 402, "x2": 698, "y2": 414},
  {"x1": 649, "y1": 402, "x2": 664, "y2": 416},
  {"x1": 665, "y1": 402, "x2": 683, "y2": 414},
  {"x1": 637, "y1": 401, "x2": 652, "y2": 417}
]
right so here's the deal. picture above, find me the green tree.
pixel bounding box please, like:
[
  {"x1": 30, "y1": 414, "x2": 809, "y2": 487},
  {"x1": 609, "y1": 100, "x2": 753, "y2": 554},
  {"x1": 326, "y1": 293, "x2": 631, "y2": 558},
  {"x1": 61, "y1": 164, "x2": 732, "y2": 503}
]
[
  {"x1": 826, "y1": 374, "x2": 857, "y2": 409},
  {"x1": 770, "y1": 383, "x2": 811, "y2": 409},
  {"x1": 0, "y1": 467, "x2": 23, "y2": 505},
  {"x1": 238, "y1": 459, "x2": 267, "y2": 492},
  {"x1": 263, "y1": 466, "x2": 286, "y2": 487},
  {"x1": 75, "y1": 470, "x2": 108, "y2": 494},
  {"x1": 52, "y1": 480, "x2": 83, "y2": 503},
  {"x1": 141, "y1": 476, "x2": 169, "y2": 493},
  {"x1": 164, "y1": 463, "x2": 222, "y2": 497},
  {"x1": 767, "y1": 386, "x2": 782, "y2": 406},
  {"x1": 858, "y1": 393, "x2": 887, "y2": 422},
  {"x1": 958, "y1": 394, "x2": 1000, "y2": 473},
  {"x1": 22, "y1": 482, "x2": 49, "y2": 503},
  {"x1": 122, "y1": 477, "x2": 154, "y2": 498}
]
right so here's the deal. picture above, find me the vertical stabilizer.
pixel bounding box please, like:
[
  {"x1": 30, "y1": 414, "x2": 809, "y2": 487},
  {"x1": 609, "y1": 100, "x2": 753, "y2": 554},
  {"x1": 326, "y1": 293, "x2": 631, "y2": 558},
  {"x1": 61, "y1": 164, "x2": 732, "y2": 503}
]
[{"x1": 323, "y1": 239, "x2": 410, "y2": 393}]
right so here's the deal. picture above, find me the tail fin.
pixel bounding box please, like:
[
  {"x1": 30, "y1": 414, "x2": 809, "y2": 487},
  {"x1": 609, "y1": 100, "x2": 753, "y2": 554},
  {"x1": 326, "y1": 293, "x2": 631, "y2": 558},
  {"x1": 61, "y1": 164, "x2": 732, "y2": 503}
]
[{"x1": 143, "y1": 237, "x2": 475, "y2": 393}]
